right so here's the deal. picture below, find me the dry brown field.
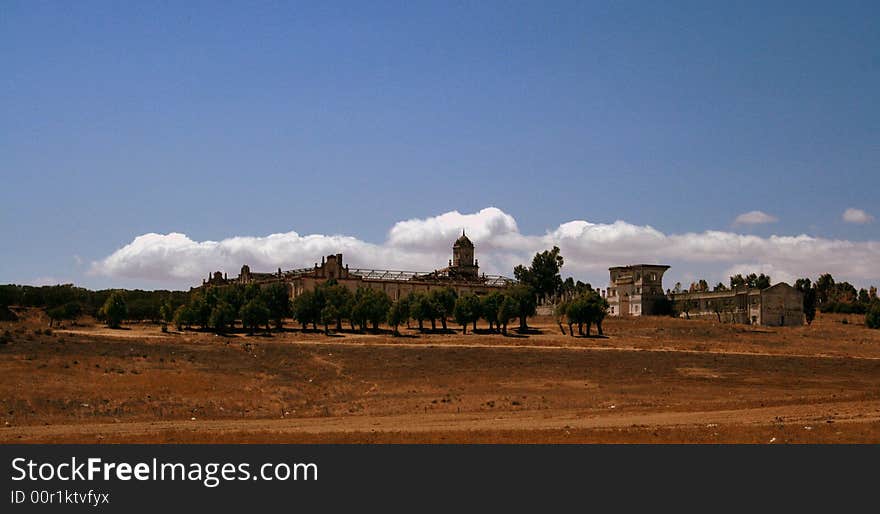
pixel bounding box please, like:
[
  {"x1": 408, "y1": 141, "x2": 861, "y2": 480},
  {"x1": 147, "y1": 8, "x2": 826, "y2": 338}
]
[{"x1": 2, "y1": 308, "x2": 879, "y2": 443}]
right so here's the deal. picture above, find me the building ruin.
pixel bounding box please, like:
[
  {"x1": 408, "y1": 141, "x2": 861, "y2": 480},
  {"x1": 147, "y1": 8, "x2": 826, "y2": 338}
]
[
  {"x1": 607, "y1": 264, "x2": 671, "y2": 317},
  {"x1": 607, "y1": 264, "x2": 804, "y2": 326},
  {"x1": 669, "y1": 283, "x2": 804, "y2": 327}
]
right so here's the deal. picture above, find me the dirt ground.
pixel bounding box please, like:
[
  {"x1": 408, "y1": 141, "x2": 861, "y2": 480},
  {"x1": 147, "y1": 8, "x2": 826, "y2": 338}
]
[{"x1": 2, "y1": 308, "x2": 879, "y2": 443}]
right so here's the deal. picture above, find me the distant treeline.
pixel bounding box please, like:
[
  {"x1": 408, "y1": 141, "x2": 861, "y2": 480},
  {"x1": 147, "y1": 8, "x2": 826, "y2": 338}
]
[{"x1": 0, "y1": 284, "x2": 189, "y2": 323}]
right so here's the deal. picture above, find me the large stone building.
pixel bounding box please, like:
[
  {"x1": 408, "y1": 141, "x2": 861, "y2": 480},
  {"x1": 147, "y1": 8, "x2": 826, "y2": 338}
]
[
  {"x1": 670, "y1": 283, "x2": 804, "y2": 327},
  {"x1": 198, "y1": 232, "x2": 514, "y2": 301},
  {"x1": 607, "y1": 264, "x2": 671, "y2": 316}
]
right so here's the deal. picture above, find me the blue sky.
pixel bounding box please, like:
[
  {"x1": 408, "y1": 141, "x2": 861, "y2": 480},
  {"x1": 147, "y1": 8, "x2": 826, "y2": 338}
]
[{"x1": 1, "y1": 1, "x2": 878, "y2": 290}]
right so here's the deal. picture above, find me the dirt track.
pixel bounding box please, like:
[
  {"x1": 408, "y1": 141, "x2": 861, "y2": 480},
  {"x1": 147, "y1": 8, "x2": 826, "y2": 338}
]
[{"x1": 2, "y1": 311, "x2": 879, "y2": 443}]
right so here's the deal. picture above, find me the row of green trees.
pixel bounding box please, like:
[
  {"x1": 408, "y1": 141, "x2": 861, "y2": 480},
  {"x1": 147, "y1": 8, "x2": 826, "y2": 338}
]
[
  {"x1": 171, "y1": 283, "x2": 291, "y2": 334},
  {"x1": 0, "y1": 283, "x2": 188, "y2": 325},
  {"x1": 292, "y1": 281, "x2": 538, "y2": 336},
  {"x1": 673, "y1": 273, "x2": 773, "y2": 295},
  {"x1": 88, "y1": 279, "x2": 547, "y2": 336},
  {"x1": 795, "y1": 274, "x2": 879, "y2": 326}
]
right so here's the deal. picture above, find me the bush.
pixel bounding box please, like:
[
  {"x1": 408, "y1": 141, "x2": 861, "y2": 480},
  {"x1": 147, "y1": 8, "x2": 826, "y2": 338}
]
[{"x1": 867, "y1": 304, "x2": 880, "y2": 329}]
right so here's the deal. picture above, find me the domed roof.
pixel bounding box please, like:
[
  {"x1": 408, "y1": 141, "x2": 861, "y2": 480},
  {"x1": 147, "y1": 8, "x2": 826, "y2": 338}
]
[{"x1": 453, "y1": 230, "x2": 474, "y2": 248}]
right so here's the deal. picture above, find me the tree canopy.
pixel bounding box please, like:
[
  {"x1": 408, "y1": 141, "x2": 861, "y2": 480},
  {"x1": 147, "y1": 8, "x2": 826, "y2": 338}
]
[
  {"x1": 100, "y1": 291, "x2": 127, "y2": 329},
  {"x1": 513, "y1": 246, "x2": 564, "y2": 304}
]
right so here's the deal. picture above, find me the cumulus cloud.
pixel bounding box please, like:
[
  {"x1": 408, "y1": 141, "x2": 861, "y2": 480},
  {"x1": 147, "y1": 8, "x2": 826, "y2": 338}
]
[
  {"x1": 90, "y1": 207, "x2": 880, "y2": 289},
  {"x1": 843, "y1": 208, "x2": 874, "y2": 224},
  {"x1": 733, "y1": 210, "x2": 778, "y2": 225}
]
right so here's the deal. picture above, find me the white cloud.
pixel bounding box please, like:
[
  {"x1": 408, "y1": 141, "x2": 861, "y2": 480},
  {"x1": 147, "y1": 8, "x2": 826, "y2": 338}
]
[
  {"x1": 733, "y1": 210, "x2": 778, "y2": 225},
  {"x1": 843, "y1": 208, "x2": 874, "y2": 224},
  {"x1": 90, "y1": 207, "x2": 880, "y2": 289},
  {"x1": 387, "y1": 207, "x2": 523, "y2": 251}
]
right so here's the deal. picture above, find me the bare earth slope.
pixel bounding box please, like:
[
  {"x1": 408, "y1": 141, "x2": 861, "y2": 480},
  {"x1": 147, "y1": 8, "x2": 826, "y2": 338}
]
[{"x1": 2, "y1": 311, "x2": 879, "y2": 443}]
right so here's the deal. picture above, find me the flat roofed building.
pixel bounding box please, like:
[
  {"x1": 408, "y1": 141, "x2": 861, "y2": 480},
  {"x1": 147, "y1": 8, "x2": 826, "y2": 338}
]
[{"x1": 607, "y1": 264, "x2": 670, "y2": 317}]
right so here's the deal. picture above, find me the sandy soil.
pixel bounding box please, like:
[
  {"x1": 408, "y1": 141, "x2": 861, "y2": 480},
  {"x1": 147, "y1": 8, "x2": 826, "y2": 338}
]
[{"x1": 1, "y1": 309, "x2": 879, "y2": 443}]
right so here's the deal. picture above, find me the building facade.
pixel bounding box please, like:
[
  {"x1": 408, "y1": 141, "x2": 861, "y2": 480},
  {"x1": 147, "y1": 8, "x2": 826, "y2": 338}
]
[
  {"x1": 670, "y1": 283, "x2": 804, "y2": 326},
  {"x1": 607, "y1": 264, "x2": 671, "y2": 316},
  {"x1": 197, "y1": 232, "x2": 514, "y2": 301}
]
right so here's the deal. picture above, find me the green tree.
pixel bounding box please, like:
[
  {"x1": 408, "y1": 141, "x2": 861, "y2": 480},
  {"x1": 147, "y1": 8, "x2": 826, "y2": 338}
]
[
  {"x1": 729, "y1": 274, "x2": 746, "y2": 289},
  {"x1": 564, "y1": 297, "x2": 586, "y2": 335},
  {"x1": 585, "y1": 291, "x2": 609, "y2": 336},
  {"x1": 513, "y1": 246, "x2": 564, "y2": 304},
  {"x1": 386, "y1": 300, "x2": 409, "y2": 336},
  {"x1": 100, "y1": 291, "x2": 127, "y2": 329},
  {"x1": 349, "y1": 290, "x2": 369, "y2": 331},
  {"x1": 240, "y1": 299, "x2": 270, "y2": 334},
  {"x1": 260, "y1": 283, "x2": 291, "y2": 330},
  {"x1": 366, "y1": 289, "x2": 391, "y2": 330},
  {"x1": 429, "y1": 288, "x2": 457, "y2": 331},
  {"x1": 866, "y1": 303, "x2": 880, "y2": 329},
  {"x1": 508, "y1": 284, "x2": 538, "y2": 331},
  {"x1": 453, "y1": 293, "x2": 481, "y2": 334},
  {"x1": 795, "y1": 278, "x2": 817, "y2": 325},
  {"x1": 188, "y1": 294, "x2": 211, "y2": 329},
  {"x1": 397, "y1": 294, "x2": 413, "y2": 329},
  {"x1": 816, "y1": 273, "x2": 835, "y2": 305},
  {"x1": 408, "y1": 292, "x2": 432, "y2": 331},
  {"x1": 690, "y1": 280, "x2": 709, "y2": 292},
  {"x1": 159, "y1": 300, "x2": 174, "y2": 324},
  {"x1": 554, "y1": 300, "x2": 569, "y2": 335},
  {"x1": 561, "y1": 291, "x2": 609, "y2": 336},
  {"x1": 292, "y1": 291, "x2": 322, "y2": 330},
  {"x1": 350, "y1": 287, "x2": 390, "y2": 331},
  {"x1": 480, "y1": 292, "x2": 503, "y2": 332},
  {"x1": 321, "y1": 304, "x2": 338, "y2": 334},
  {"x1": 244, "y1": 283, "x2": 261, "y2": 302},
  {"x1": 320, "y1": 283, "x2": 353, "y2": 331},
  {"x1": 755, "y1": 273, "x2": 771, "y2": 289},
  {"x1": 220, "y1": 285, "x2": 245, "y2": 326},
  {"x1": 48, "y1": 301, "x2": 82, "y2": 327},
  {"x1": 209, "y1": 301, "x2": 235, "y2": 334},
  {"x1": 498, "y1": 295, "x2": 519, "y2": 335},
  {"x1": 173, "y1": 304, "x2": 193, "y2": 331}
]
